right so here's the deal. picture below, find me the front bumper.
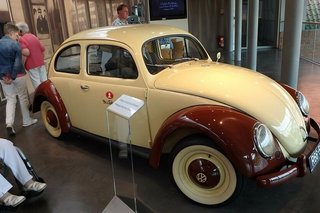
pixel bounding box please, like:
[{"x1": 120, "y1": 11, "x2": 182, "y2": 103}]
[{"x1": 256, "y1": 118, "x2": 320, "y2": 188}]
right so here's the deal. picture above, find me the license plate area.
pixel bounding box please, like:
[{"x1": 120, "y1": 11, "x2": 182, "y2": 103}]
[{"x1": 308, "y1": 143, "x2": 320, "y2": 172}]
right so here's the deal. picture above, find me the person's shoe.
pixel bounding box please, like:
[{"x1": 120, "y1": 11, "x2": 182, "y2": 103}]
[
  {"x1": 0, "y1": 194, "x2": 26, "y2": 208},
  {"x1": 22, "y1": 180, "x2": 47, "y2": 198},
  {"x1": 22, "y1": 119, "x2": 38, "y2": 127},
  {"x1": 6, "y1": 126, "x2": 16, "y2": 137},
  {"x1": 23, "y1": 181, "x2": 47, "y2": 193}
]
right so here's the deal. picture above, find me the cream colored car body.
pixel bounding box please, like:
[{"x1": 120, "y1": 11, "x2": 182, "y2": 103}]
[{"x1": 47, "y1": 24, "x2": 306, "y2": 157}]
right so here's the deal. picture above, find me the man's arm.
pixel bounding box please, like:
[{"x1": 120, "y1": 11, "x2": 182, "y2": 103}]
[
  {"x1": 21, "y1": 48, "x2": 30, "y2": 57},
  {"x1": 19, "y1": 37, "x2": 29, "y2": 65},
  {"x1": 21, "y1": 48, "x2": 30, "y2": 64},
  {"x1": 12, "y1": 43, "x2": 23, "y2": 80}
]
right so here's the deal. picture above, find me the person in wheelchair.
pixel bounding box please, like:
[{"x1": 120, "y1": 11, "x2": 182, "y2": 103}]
[{"x1": 0, "y1": 138, "x2": 47, "y2": 208}]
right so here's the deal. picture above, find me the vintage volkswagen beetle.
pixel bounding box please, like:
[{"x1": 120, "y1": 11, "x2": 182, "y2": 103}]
[{"x1": 33, "y1": 24, "x2": 320, "y2": 206}]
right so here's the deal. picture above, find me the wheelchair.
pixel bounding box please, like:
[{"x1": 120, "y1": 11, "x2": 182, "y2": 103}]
[{"x1": 0, "y1": 146, "x2": 45, "y2": 211}]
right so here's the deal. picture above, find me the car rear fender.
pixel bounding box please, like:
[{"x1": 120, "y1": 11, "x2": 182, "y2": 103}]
[
  {"x1": 32, "y1": 80, "x2": 71, "y2": 133},
  {"x1": 149, "y1": 105, "x2": 286, "y2": 177}
]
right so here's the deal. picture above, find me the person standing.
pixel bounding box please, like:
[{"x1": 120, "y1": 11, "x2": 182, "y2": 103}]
[
  {"x1": 0, "y1": 138, "x2": 47, "y2": 208},
  {"x1": 16, "y1": 22, "x2": 47, "y2": 89},
  {"x1": 0, "y1": 23, "x2": 37, "y2": 137},
  {"x1": 112, "y1": 4, "x2": 129, "y2": 26}
]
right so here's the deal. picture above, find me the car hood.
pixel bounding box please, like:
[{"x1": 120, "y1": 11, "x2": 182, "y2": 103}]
[{"x1": 154, "y1": 61, "x2": 306, "y2": 156}]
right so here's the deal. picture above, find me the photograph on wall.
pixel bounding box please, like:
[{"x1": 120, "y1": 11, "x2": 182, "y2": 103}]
[{"x1": 32, "y1": 4, "x2": 50, "y2": 38}]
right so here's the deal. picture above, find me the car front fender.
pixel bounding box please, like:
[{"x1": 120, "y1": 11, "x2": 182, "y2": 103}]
[
  {"x1": 279, "y1": 83, "x2": 296, "y2": 98},
  {"x1": 149, "y1": 105, "x2": 286, "y2": 178},
  {"x1": 32, "y1": 80, "x2": 71, "y2": 133}
]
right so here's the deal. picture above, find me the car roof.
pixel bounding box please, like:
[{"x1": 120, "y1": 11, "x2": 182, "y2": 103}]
[{"x1": 63, "y1": 24, "x2": 191, "y2": 49}]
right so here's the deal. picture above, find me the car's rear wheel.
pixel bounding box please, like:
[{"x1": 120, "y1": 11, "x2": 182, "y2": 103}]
[
  {"x1": 41, "y1": 101, "x2": 62, "y2": 138},
  {"x1": 170, "y1": 136, "x2": 242, "y2": 206}
]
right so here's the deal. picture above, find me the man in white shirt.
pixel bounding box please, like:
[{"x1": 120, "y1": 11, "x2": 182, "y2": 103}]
[{"x1": 112, "y1": 4, "x2": 129, "y2": 26}]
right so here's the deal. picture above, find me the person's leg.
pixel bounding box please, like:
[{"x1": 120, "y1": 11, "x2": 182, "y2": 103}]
[
  {"x1": 0, "y1": 139, "x2": 27, "y2": 207},
  {"x1": 13, "y1": 76, "x2": 37, "y2": 126},
  {"x1": 27, "y1": 68, "x2": 41, "y2": 89},
  {"x1": 0, "y1": 139, "x2": 46, "y2": 194},
  {"x1": 0, "y1": 175, "x2": 13, "y2": 198},
  {"x1": 0, "y1": 139, "x2": 33, "y2": 185},
  {"x1": 39, "y1": 65, "x2": 48, "y2": 84},
  {"x1": 0, "y1": 174, "x2": 25, "y2": 207},
  {"x1": 0, "y1": 80, "x2": 17, "y2": 128}
]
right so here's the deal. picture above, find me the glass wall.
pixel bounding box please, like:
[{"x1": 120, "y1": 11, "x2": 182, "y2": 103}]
[
  {"x1": 301, "y1": 0, "x2": 320, "y2": 64},
  {"x1": 242, "y1": 0, "x2": 279, "y2": 47},
  {"x1": 69, "y1": 0, "x2": 134, "y2": 34}
]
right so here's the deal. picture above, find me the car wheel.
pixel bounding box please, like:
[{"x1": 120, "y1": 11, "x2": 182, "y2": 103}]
[
  {"x1": 41, "y1": 101, "x2": 63, "y2": 138},
  {"x1": 170, "y1": 136, "x2": 242, "y2": 206}
]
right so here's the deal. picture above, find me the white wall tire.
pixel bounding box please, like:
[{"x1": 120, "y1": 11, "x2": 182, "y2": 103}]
[
  {"x1": 171, "y1": 138, "x2": 241, "y2": 206},
  {"x1": 41, "y1": 101, "x2": 62, "y2": 138}
]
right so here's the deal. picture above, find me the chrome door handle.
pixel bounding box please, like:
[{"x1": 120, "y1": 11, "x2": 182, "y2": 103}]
[{"x1": 80, "y1": 85, "x2": 89, "y2": 90}]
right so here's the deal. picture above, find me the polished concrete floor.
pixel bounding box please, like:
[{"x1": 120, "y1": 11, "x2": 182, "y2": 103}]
[{"x1": 1, "y1": 50, "x2": 320, "y2": 213}]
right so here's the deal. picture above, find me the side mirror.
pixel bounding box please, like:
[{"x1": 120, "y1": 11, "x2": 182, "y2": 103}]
[{"x1": 216, "y1": 52, "x2": 221, "y2": 63}]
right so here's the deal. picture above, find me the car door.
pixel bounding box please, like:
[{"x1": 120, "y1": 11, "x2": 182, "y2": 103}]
[{"x1": 69, "y1": 41, "x2": 151, "y2": 148}]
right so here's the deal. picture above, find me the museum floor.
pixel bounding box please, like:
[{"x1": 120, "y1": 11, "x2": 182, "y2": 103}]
[{"x1": 1, "y1": 49, "x2": 320, "y2": 213}]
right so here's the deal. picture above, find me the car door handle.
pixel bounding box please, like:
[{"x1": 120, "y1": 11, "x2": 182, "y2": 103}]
[{"x1": 80, "y1": 85, "x2": 89, "y2": 90}]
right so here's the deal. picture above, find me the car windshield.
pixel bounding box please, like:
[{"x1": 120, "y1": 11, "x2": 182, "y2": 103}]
[{"x1": 142, "y1": 35, "x2": 208, "y2": 74}]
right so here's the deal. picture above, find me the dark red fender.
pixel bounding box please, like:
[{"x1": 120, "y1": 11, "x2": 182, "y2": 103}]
[
  {"x1": 32, "y1": 80, "x2": 71, "y2": 133},
  {"x1": 279, "y1": 83, "x2": 297, "y2": 98},
  {"x1": 149, "y1": 105, "x2": 286, "y2": 178}
]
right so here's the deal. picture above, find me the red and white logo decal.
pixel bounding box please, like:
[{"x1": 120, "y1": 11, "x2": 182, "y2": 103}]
[{"x1": 106, "y1": 91, "x2": 114, "y2": 99}]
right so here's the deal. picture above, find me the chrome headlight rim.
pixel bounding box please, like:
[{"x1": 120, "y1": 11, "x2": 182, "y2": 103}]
[
  {"x1": 253, "y1": 122, "x2": 276, "y2": 158},
  {"x1": 296, "y1": 91, "x2": 310, "y2": 116}
]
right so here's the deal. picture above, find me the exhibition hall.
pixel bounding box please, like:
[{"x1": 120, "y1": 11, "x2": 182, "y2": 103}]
[{"x1": 1, "y1": 0, "x2": 320, "y2": 212}]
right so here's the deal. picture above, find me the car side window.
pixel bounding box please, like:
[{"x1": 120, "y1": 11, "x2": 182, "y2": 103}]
[
  {"x1": 55, "y1": 45, "x2": 81, "y2": 74},
  {"x1": 87, "y1": 45, "x2": 138, "y2": 79}
]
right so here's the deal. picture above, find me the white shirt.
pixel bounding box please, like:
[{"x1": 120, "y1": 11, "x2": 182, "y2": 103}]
[{"x1": 112, "y1": 17, "x2": 128, "y2": 26}]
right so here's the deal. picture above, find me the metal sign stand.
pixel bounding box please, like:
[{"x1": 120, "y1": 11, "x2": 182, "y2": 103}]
[{"x1": 103, "y1": 95, "x2": 144, "y2": 213}]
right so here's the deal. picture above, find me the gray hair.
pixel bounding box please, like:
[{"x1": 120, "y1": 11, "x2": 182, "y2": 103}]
[{"x1": 16, "y1": 22, "x2": 30, "y2": 33}]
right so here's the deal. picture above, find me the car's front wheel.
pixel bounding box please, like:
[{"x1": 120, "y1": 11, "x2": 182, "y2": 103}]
[
  {"x1": 41, "y1": 101, "x2": 63, "y2": 138},
  {"x1": 170, "y1": 136, "x2": 242, "y2": 206}
]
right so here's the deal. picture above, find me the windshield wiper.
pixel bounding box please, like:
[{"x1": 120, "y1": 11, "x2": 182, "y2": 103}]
[
  {"x1": 146, "y1": 64, "x2": 173, "y2": 68},
  {"x1": 174, "y1": 57, "x2": 199, "y2": 62}
]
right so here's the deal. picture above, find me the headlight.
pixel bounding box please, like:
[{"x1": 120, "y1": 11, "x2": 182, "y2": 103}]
[
  {"x1": 253, "y1": 123, "x2": 276, "y2": 158},
  {"x1": 296, "y1": 91, "x2": 310, "y2": 116}
]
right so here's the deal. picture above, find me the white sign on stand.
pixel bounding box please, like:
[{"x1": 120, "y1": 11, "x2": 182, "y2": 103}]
[
  {"x1": 104, "y1": 95, "x2": 144, "y2": 213},
  {"x1": 107, "y1": 95, "x2": 144, "y2": 119}
]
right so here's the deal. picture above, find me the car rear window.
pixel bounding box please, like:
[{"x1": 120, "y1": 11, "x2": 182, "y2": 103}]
[{"x1": 55, "y1": 44, "x2": 81, "y2": 74}]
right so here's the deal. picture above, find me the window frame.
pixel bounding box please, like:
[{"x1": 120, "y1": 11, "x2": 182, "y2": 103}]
[
  {"x1": 86, "y1": 44, "x2": 139, "y2": 80},
  {"x1": 142, "y1": 35, "x2": 209, "y2": 74},
  {"x1": 54, "y1": 44, "x2": 81, "y2": 74}
]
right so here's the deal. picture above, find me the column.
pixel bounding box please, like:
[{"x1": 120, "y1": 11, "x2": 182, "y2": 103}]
[
  {"x1": 226, "y1": 0, "x2": 235, "y2": 52},
  {"x1": 247, "y1": 0, "x2": 259, "y2": 70},
  {"x1": 235, "y1": 0, "x2": 243, "y2": 62},
  {"x1": 280, "y1": 0, "x2": 304, "y2": 89}
]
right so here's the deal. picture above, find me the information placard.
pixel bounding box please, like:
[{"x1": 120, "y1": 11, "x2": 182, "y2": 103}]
[{"x1": 107, "y1": 95, "x2": 144, "y2": 119}]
